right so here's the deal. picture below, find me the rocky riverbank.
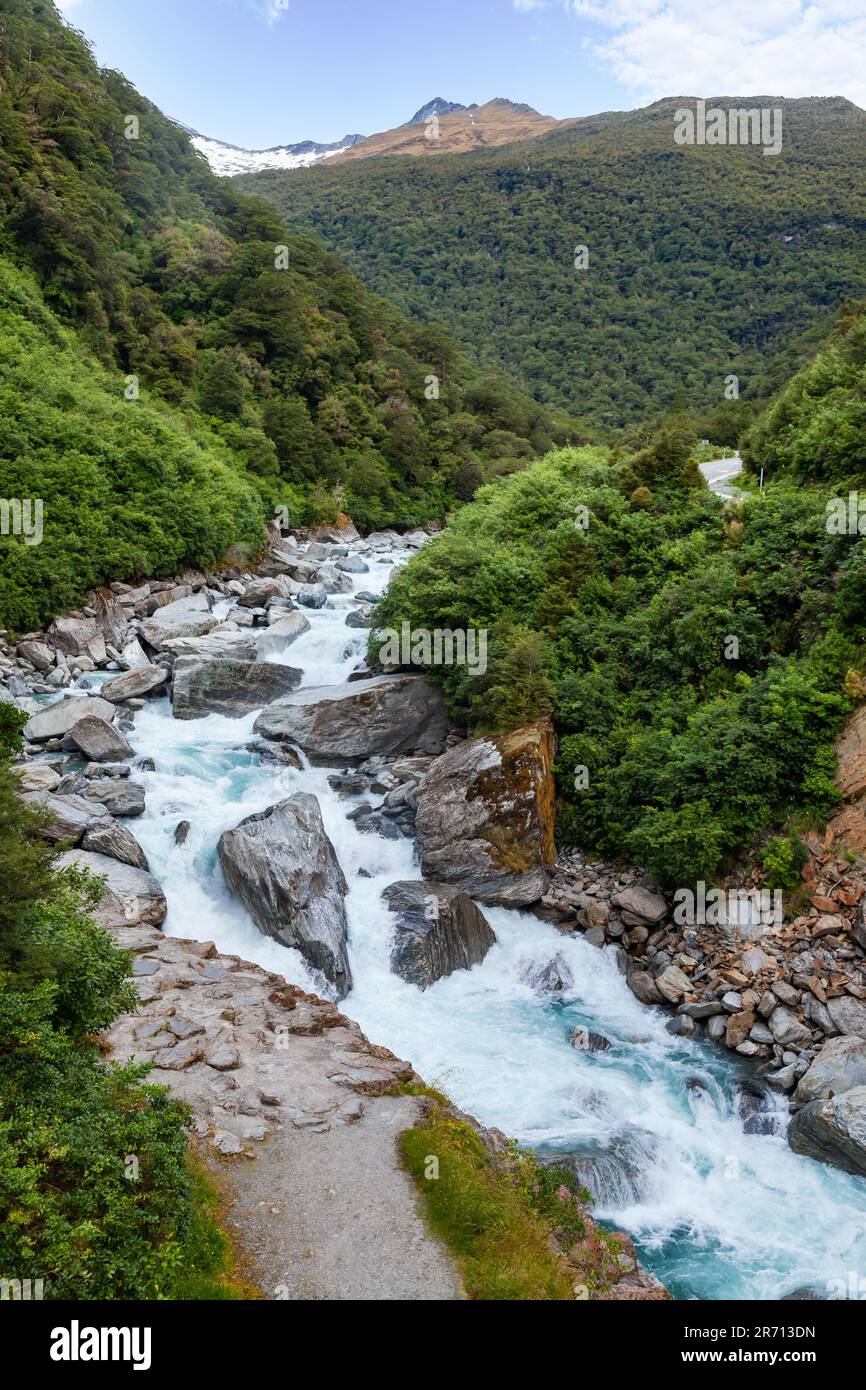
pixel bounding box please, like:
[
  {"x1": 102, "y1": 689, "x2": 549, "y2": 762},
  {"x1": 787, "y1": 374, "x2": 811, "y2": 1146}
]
[{"x1": 2, "y1": 520, "x2": 669, "y2": 1300}]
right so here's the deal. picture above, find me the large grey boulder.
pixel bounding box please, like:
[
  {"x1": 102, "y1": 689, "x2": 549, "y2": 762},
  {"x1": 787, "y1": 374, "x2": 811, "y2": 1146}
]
[
  {"x1": 81, "y1": 818, "x2": 149, "y2": 870},
  {"x1": 160, "y1": 626, "x2": 258, "y2": 662},
  {"x1": 794, "y1": 1035, "x2": 866, "y2": 1104},
  {"x1": 297, "y1": 582, "x2": 328, "y2": 609},
  {"x1": 171, "y1": 658, "x2": 302, "y2": 720},
  {"x1": 100, "y1": 664, "x2": 168, "y2": 703},
  {"x1": 788, "y1": 1087, "x2": 866, "y2": 1177},
  {"x1": 414, "y1": 721, "x2": 556, "y2": 907},
  {"x1": 57, "y1": 849, "x2": 167, "y2": 931},
  {"x1": 218, "y1": 793, "x2": 352, "y2": 999},
  {"x1": 119, "y1": 637, "x2": 151, "y2": 670},
  {"x1": 336, "y1": 555, "x2": 369, "y2": 574},
  {"x1": 139, "y1": 594, "x2": 217, "y2": 649},
  {"x1": 257, "y1": 612, "x2": 311, "y2": 654},
  {"x1": 384, "y1": 880, "x2": 496, "y2": 990},
  {"x1": 14, "y1": 763, "x2": 61, "y2": 792},
  {"x1": 68, "y1": 715, "x2": 133, "y2": 762},
  {"x1": 24, "y1": 695, "x2": 115, "y2": 742},
  {"x1": 236, "y1": 577, "x2": 289, "y2": 608},
  {"x1": 253, "y1": 675, "x2": 448, "y2": 763},
  {"x1": 47, "y1": 616, "x2": 106, "y2": 663},
  {"x1": 827, "y1": 996, "x2": 866, "y2": 1039},
  {"x1": 21, "y1": 790, "x2": 108, "y2": 844},
  {"x1": 17, "y1": 639, "x2": 54, "y2": 673},
  {"x1": 82, "y1": 779, "x2": 145, "y2": 818}
]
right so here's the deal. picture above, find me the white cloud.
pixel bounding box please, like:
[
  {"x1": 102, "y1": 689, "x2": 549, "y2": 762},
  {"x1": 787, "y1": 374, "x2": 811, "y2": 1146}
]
[
  {"x1": 564, "y1": 0, "x2": 866, "y2": 109},
  {"x1": 514, "y1": 0, "x2": 548, "y2": 10},
  {"x1": 247, "y1": 0, "x2": 290, "y2": 23}
]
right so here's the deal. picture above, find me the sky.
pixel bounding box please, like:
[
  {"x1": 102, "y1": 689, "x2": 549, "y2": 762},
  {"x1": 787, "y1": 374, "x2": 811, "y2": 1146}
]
[{"x1": 56, "y1": 0, "x2": 866, "y2": 148}]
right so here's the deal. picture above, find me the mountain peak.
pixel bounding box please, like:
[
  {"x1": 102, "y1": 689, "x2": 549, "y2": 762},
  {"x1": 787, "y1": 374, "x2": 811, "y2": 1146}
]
[{"x1": 404, "y1": 98, "x2": 470, "y2": 126}]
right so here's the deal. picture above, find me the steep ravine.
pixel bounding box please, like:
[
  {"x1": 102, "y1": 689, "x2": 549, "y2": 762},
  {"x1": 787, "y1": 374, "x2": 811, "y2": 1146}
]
[{"x1": 11, "y1": 527, "x2": 866, "y2": 1300}]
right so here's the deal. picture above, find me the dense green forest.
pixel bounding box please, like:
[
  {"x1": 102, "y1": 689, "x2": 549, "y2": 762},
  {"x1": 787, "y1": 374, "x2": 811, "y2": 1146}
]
[
  {"x1": 373, "y1": 408, "x2": 866, "y2": 885},
  {"x1": 243, "y1": 95, "x2": 866, "y2": 433},
  {"x1": 0, "y1": 0, "x2": 573, "y2": 632},
  {"x1": 744, "y1": 299, "x2": 866, "y2": 485}
]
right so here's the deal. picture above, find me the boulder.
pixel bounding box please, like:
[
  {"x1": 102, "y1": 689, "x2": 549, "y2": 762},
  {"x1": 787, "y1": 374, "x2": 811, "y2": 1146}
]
[
  {"x1": 82, "y1": 779, "x2": 145, "y2": 817},
  {"x1": 81, "y1": 818, "x2": 149, "y2": 870},
  {"x1": 826, "y1": 995, "x2": 866, "y2": 1039},
  {"x1": 253, "y1": 675, "x2": 448, "y2": 762},
  {"x1": 414, "y1": 721, "x2": 556, "y2": 907},
  {"x1": 611, "y1": 885, "x2": 668, "y2": 925},
  {"x1": 17, "y1": 639, "x2": 54, "y2": 673},
  {"x1": 769, "y1": 1005, "x2": 812, "y2": 1049},
  {"x1": 218, "y1": 793, "x2": 352, "y2": 999},
  {"x1": 57, "y1": 849, "x2": 167, "y2": 931},
  {"x1": 656, "y1": 965, "x2": 691, "y2": 1002},
  {"x1": 345, "y1": 605, "x2": 373, "y2": 629},
  {"x1": 522, "y1": 955, "x2": 574, "y2": 994},
  {"x1": 793, "y1": 1035, "x2": 866, "y2": 1104},
  {"x1": 171, "y1": 658, "x2": 302, "y2": 720},
  {"x1": 14, "y1": 763, "x2": 61, "y2": 793},
  {"x1": 297, "y1": 582, "x2": 328, "y2": 609},
  {"x1": 256, "y1": 612, "x2": 311, "y2": 653},
  {"x1": 571, "y1": 1027, "x2": 612, "y2": 1052},
  {"x1": 48, "y1": 615, "x2": 106, "y2": 663},
  {"x1": 834, "y1": 704, "x2": 866, "y2": 800},
  {"x1": 160, "y1": 626, "x2": 258, "y2": 662},
  {"x1": 91, "y1": 588, "x2": 129, "y2": 649},
  {"x1": 68, "y1": 715, "x2": 133, "y2": 762},
  {"x1": 119, "y1": 637, "x2": 151, "y2": 670},
  {"x1": 788, "y1": 1087, "x2": 866, "y2": 1177},
  {"x1": 336, "y1": 555, "x2": 369, "y2": 574},
  {"x1": 24, "y1": 695, "x2": 115, "y2": 742},
  {"x1": 100, "y1": 664, "x2": 168, "y2": 703},
  {"x1": 21, "y1": 790, "x2": 108, "y2": 844},
  {"x1": 236, "y1": 578, "x2": 288, "y2": 608},
  {"x1": 139, "y1": 595, "x2": 218, "y2": 650},
  {"x1": 383, "y1": 880, "x2": 496, "y2": 990}
]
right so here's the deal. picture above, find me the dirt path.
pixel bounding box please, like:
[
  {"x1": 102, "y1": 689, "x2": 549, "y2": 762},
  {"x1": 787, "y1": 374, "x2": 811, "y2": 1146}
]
[{"x1": 104, "y1": 922, "x2": 463, "y2": 1301}]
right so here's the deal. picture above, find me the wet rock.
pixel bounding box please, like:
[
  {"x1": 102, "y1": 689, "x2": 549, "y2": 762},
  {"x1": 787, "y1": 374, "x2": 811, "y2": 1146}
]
[
  {"x1": 384, "y1": 880, "x2": 496, "y2": 990},
  {"x1": 336, "y1": 555, "x2": 369, "y2": 574},
  {"x1": 571, "y1": 1027, "x2": 612, "y2": 1052},
  {"x1": 414, "y1": 720, "x2": 556, "y2": 907},
  {"x1": 81, "y1": 818, "x2": 149, "y2": 870},
  {"x1": 627, "y1": 967, "x2": 663, "y2": 1005},
  {"x1": 218, "y1": 793, "x2": 352, "y2": 999},
  {"x1": 236, "y1": 578, "x2": 288, "y2": 608},
  {"x1": 254, "y1": 675, "x2": 448, "y2": 762},
  {"x1": 48, "y1": 616, "x2": 106, "y2": 663},
  {"x1": 345, "y1": 605, "x2": 374, "y2": 628},
  {"x1": 17, "y1": 639, "x2": 54, "y2": 673},
  {"x1": 523, "y1": 955, "x2": 574, "y2": 994},
  {"x1": 161, "y1": 627, "x2": 258, "y2": 662},
  {"x1": 788, "y1": 1087, "x2": 866, "y2": 1177},
  {"x1": 171, "y1": 657, "x2": 302, "y2": 720},
  {"x1": 793, "y1": 1035, "x2": 866, "y2": 1103},
  {"x1": 21, "y1": 790, "x2": 108, "y2": 844},
  {"x1": 68, "y1": 715, "x2": 133, "y2": 762},
  {"x1": 100, "y1": 664, "x2": 168, "y2": 702},
  {"x1": 82, "y1": 779, "x2": 145, "y2": 817},
  {"x1": 24, "y1": 695, "x2": 115, "y2": 742},
  {"x1": 57, "y1": 849, "x2": 167, "y2": 930},
  {"x1": 175, "y1": 820, "x2": 191, "y2": 846},
  {"x1": 297, "y1": 582, "x2": 328, "y2": 609}
]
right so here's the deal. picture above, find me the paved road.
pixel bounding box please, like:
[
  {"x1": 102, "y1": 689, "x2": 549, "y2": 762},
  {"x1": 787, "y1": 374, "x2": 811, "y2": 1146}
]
[{"x1": 700, "y1": 455, "x2": 744, "y2": 499}]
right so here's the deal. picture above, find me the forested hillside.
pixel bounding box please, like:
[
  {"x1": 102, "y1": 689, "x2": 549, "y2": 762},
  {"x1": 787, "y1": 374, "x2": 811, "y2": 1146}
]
[
  {"x1": 744, "y1": 299, "x2": 866, "y2": 485},
  {"x1": 0, "y1": 0, "x2": 571, "y2": 632},
  {"x1": 373, "y1": 401, "x2": 866, "y2": 885},
  {"x1": 243, "y1": 96, "x2": 866, "y2": 432}
]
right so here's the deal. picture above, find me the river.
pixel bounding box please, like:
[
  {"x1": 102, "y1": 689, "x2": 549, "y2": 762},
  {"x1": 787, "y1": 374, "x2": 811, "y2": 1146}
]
[{"x1": 127, "y1": 542, "x2": 866, "y2": 1300}]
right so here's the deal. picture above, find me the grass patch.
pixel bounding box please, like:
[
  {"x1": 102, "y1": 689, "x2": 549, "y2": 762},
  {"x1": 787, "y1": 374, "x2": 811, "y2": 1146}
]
[
  {"x1": 169, "y1": 1151, "x2": 260, "y2": 1301},
  {"x1": 400, "y1": 1100, "x2": 588, "y2": 1300}
]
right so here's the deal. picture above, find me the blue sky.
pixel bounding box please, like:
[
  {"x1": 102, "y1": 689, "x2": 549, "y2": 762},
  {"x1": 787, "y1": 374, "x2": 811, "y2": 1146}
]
[{"x1": 57, "y1": 0, "x2": 866, "y2": 148}]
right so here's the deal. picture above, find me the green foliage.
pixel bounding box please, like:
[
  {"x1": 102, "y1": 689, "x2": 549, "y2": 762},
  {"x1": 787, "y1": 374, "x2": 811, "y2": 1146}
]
[
  {"x1": 375, "y1": 438, "x2": 859, "y2": 884},
  {"x1": 242, "y1": 97, "x2": 866, "y2": 431},
  {"x1": 761, "y1": 833, "x2": 809, "y2": 891},
  {"x1": 744, "y1": 301, "x2": 866, "y2": 486},
  {"x1": 0, "y1": 0, "x2": 576, "y2": 631}
]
